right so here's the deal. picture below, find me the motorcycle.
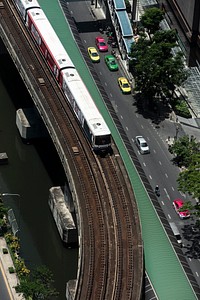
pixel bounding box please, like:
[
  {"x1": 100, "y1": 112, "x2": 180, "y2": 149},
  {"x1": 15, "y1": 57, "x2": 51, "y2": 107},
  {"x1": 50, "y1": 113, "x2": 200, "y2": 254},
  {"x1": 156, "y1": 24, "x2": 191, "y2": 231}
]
[{"x1": 155, "y1": 186, "x2": 160, "y2": 197}]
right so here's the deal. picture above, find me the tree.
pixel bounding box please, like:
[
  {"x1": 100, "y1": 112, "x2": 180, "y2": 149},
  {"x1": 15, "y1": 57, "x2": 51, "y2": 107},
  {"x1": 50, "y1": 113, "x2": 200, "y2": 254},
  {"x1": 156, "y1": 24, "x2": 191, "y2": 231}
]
[
  {"x1": 178, "y1": 153, "x2": 200, "y2": 201},
  {"x1": 169, "y1": 135, "x2": 200, "y2": 167},
  {"x1": 16, "y1": 265, "x2": 59, "y2": 299},
  {"x1": 140, "y1": 7, "x2": 164, "y2": 37},
  {"x1": 173, "y1": 137, "x2": 200, "y2": 216},
  {"x1": 124, "y1": 0, "x2": 131, "y2": 13},
  {"x1": 129, "y1": 29, "x2": 187, "y2": 102},
  {"x1": 168, "y1": 135, "x2": 200, "y2": 217},
  {"x1": 179, "y1": 201, "x2": 200, "y2": 220}
]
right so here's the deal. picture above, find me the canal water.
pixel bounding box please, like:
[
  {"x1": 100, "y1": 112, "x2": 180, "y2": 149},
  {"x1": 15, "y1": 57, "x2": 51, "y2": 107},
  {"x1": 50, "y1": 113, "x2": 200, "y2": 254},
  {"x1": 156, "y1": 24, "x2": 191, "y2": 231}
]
[{"x1": 0, "y1": 52, "x2": 78, "y2": 299}]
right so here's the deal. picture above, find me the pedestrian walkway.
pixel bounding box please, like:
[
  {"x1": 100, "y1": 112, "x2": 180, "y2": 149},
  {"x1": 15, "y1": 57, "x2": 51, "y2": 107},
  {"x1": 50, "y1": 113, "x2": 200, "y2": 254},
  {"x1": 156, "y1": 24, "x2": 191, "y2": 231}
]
[{"x1": 0, "y1": 237, "x2": 23, "y2": 300}]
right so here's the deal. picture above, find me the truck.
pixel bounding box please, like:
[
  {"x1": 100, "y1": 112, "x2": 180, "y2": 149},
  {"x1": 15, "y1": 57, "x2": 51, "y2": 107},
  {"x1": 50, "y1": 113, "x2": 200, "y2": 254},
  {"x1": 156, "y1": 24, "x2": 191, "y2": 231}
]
[{"x1": 169, "y1": 222, "x2": 182, "y2": 247}]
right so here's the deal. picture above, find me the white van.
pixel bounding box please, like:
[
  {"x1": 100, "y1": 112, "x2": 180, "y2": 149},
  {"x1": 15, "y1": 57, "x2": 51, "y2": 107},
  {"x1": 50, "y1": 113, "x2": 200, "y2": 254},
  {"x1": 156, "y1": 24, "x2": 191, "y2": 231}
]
[{"x1": 169, "y1": 222, "x2": 182, "y2": 246}]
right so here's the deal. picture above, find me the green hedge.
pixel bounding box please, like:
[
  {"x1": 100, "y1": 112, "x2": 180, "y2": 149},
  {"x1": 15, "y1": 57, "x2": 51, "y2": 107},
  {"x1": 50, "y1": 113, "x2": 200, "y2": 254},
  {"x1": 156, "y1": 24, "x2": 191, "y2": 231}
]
[
  {"x1": 172, "y1": 98, "x2": 192, "y2": 118},
  {"x1": 2, "y1": 248, "x2": 8, "y2": 254},
  {"x1": 8, "y1": 266, "x2": 15, "y2": 273}
]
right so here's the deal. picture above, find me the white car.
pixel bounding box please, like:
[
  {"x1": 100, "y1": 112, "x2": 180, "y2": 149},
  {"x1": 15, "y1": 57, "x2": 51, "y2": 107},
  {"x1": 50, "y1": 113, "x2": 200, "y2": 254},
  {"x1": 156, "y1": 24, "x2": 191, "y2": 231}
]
[{"x1": 135, "y1": 136, "x2": 150, "y2": 154}]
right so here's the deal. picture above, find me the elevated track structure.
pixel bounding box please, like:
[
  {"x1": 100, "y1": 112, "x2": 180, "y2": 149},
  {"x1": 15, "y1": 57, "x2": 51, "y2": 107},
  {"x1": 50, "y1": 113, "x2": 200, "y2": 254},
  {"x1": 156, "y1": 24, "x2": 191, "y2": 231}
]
[
  {"x1": 0, "y1": 1, "x2": 143, "y2": 299},
  {"x1": 1, "y1": 0, "x2": 200, "y2": 299}
]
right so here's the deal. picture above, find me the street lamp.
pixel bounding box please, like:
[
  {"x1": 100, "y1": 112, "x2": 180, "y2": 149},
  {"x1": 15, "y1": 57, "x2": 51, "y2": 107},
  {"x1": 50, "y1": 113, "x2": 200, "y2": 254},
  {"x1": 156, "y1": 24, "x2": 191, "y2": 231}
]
[
  {"x1": 1, "y1": 193, "x2": 21, "y2": 237},
  {"x1": 174, "y1": 117, "x2": 179, "y2": 140},
  {"x1": 175, "y1": 124, "x2": 179, "y2": 140},
  {"x1": 2, "y1": 193, "x2": 20, "y2": 197}
]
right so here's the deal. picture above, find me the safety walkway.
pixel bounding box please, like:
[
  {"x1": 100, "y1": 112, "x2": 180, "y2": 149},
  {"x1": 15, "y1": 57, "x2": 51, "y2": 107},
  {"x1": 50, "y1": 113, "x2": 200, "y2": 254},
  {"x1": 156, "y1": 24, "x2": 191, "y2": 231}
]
[
  {"x1": 110, "y1": 0, "x2": 135, "y2": 54},
  {"x1": 38, "y1": 1, "x2": 199, "y2": 299},
  {"x1": 0, "y1": 237, "x2": 23, "y2": 300}
]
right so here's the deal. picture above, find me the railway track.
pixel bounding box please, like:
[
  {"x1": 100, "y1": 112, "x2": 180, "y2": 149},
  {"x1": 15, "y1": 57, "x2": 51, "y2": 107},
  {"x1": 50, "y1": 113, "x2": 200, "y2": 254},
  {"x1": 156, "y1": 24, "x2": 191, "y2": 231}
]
[{"x1": 0, "y1": 1, "x2": 143, "y2": 299}]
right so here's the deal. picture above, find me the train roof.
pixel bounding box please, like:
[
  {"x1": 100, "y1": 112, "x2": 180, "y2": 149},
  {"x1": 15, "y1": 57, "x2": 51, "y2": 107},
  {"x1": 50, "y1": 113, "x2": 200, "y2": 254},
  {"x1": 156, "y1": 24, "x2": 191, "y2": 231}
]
[
  {"x1": 63, "y1": 69, "x2": 110, "y2": 136},
  {"x1": 14, "y1": 0, "x2": 40, "y2": 10},
  {"x1": 28, "y1": 8, "x2": 74, "y2": 69}
]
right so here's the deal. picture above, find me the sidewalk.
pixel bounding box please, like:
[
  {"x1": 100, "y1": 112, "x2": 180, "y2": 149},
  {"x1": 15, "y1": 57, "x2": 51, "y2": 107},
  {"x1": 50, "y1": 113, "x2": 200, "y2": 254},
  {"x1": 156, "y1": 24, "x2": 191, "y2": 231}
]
[
  {"x1": 151, "y1": 117, "x2": 200, "y2": 163},
  {"x1": 0, "y1": 237, "x2": 23, "y2": 300}
]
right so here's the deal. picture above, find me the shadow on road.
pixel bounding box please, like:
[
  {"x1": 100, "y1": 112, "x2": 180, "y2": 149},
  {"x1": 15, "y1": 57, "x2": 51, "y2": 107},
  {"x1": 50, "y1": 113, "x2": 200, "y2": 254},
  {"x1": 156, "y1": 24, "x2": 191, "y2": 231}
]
[{"x1": 182, "y1": 223, "x2": 200, "y2": 259}]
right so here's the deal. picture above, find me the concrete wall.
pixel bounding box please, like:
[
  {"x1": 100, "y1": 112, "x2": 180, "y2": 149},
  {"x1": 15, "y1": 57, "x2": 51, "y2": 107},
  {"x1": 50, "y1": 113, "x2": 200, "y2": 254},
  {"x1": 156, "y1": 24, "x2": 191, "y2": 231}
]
[{"x1": 175, "y1": 0, "x2": 195, "y2": 30}]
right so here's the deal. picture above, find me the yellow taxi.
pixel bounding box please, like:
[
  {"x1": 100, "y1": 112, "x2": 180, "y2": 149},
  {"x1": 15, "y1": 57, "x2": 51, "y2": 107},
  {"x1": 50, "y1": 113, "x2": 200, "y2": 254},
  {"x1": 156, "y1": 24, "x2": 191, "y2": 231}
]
[
  {"x1": 88, "y1": 47, "x2": 100, "y2": 63},
  {"x1": 118, "y1": 77, "x2": 131, "y2": 94}
]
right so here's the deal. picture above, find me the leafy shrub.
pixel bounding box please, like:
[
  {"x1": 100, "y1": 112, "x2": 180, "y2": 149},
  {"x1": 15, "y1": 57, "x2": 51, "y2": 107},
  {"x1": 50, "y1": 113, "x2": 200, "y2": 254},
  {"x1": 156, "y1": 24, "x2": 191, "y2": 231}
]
[
  {"x1": 15, "y1": 257, "x2": 30, "y2": 278},
  {"x1": 2, "y1": 248, "x2": 8, "y2": 254},
  {"x1": 172, "y1": 98, "x2": 192, "y2": 118},
  {"x1": 8, "y1": 266, "x2": 15, "y2": 274},
  {"x1": 5, "y1": 233, "x2": 20, "y2": 253}
]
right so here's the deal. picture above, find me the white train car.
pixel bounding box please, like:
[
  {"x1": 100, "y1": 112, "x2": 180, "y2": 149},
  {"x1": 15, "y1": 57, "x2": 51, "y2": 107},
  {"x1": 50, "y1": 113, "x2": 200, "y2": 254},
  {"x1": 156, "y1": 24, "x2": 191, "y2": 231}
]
[
  {"x1": 13, "y1": 0, "x2": 40, "y2": 23},
  {"x1": 61, "y1": 68, "x2": 111, "y2": 151},
  {"x1": 13, "y1": 1, "x2": 112, "y2": 152},
  {"x1": 27, "y1": 8, "x2": 74, "y2": 81}
]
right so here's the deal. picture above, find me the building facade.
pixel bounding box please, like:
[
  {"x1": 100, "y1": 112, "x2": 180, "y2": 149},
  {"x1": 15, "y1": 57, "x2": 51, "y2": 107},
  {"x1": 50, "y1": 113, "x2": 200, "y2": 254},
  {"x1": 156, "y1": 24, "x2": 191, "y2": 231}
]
[{"x1": 166, "y1": 0, "x2": 200, "y2": 65}]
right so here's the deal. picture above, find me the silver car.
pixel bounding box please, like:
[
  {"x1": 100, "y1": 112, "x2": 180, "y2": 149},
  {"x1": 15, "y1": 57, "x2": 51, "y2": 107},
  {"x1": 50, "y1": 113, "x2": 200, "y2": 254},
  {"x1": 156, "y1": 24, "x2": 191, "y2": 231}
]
[{"x1": 135, "y1": 136, "x2": 150, "y2": 154}]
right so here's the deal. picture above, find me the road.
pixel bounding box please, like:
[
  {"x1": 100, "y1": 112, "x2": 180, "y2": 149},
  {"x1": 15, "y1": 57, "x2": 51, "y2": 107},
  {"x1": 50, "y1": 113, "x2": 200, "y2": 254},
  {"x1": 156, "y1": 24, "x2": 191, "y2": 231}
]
[
  {"x1": 67, "y1": 0, "x2": 200, "y2": 291},
  {"x1": 0, "y1": 259, "x2": 14, "y2": 300}
]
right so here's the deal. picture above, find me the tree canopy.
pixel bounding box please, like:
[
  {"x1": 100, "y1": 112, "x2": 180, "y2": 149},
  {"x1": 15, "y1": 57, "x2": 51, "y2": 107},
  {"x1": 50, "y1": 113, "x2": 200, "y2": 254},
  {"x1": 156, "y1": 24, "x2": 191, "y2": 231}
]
[
  {"x1": 129, "y1": 8, "x2": 188, "y2": 103},
  {"x1": 140, "y1": 7, "x2": 164, "y2": 36},
  {"x1": 16, "y1": 265, "x2": 59, "y2": 299},
  {"x1": 169, "y1": 135, "x2": 200, "y2": 216},
  {"x1": 169, "y1": 135, "x2": 200, "y2": 167},
  {"x1": 178, "y1": 153, "x2": 200, "y2": 201}
]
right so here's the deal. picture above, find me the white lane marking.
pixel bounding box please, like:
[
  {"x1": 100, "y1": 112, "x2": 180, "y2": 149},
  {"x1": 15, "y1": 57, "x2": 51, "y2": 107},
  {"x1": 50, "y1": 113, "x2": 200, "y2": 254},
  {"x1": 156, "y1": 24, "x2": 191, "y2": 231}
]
[
  {"x1": 153, "y1": 149, "x2": 156, "y2": 153},
  {"x1": 141, "y1": 124, "x2": 144, "y2": 129},
  {"x1": 164, "y1": 188, "x2": 170, "y2": 199},
  {"x1": 105, "y1": 82, "x2": 107, "y2": 86},
  {"x1": 168, "y1": 214, "x2": 171, "y2": 219},
  {"x1": 161, "y1": 200, "x2": 164, "y2": 205},
  {"x1": 132, "y1": 138, "x2": 134, "y2": 143},
  {"x1": 159, "y1": 161, "x2": 162, "y2": 165},
  {"x1": 120, "y1": 115, "x2": 123, "y2": 120},
  {"x1": 172, "y1": 187, "x2": 175, "y2": 191},
  {"x1": 165, "y1": 173, "x2": 168, "y2": 178},
  {"x1": 189, "y1": 258, "x2": 192, "y2": 261},
  {"x1": 196, "y1": 272, "x2": 199, "y2": 277},
  {"x1": 126, "y1": 127, "x2": 128, "y2": 131},
  {"x1": 136, "y1": 114, "x2": 139, "y2": 118},
  {"x1": 149, "y1": 175, "x2": 152, "y2": 180},
  {"x1": 143, "y1": 162, "x2": 146, "y2": 167},
  {"x1": 146, "y1": 126, "x2": 173, "y2": 160}
]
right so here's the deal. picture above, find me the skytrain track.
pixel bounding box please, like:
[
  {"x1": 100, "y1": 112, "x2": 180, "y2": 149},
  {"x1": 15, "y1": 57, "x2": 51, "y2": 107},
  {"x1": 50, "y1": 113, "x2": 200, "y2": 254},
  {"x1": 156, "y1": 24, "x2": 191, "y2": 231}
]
[{"x1": 0, "y1": 1, "x2": 143, "y2": 299}]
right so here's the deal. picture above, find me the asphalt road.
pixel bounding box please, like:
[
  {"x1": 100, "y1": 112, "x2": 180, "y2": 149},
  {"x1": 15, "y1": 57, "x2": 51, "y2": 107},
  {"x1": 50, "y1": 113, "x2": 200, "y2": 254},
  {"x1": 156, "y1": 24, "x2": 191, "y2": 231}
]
[
  {"x1": 67, "y1": 0, "x2": 200, "y2": 292},
  {"x1": 0, "y1": 260, "x2": 13, "y2": 300}
]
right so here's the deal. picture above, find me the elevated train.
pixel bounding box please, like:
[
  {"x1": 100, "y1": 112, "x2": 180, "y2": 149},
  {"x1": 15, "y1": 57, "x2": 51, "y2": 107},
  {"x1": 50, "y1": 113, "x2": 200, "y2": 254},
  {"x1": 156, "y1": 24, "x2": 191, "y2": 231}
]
[{"x1": 13, "y1": 0, "x2": 111, "y2": 152}]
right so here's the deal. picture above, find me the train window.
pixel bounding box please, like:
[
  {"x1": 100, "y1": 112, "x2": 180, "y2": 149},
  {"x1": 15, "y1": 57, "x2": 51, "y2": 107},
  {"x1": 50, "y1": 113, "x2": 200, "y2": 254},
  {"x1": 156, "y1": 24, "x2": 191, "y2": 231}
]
[
  {"x1": 40, "y1": 41, "x2": 47, "y2": 56},
  {"x1": 95, "y1": 135, "x2": 111, "y2": 145},
  {"x1": 31, "y1": 24, "x2": 41, "y2": 45}
]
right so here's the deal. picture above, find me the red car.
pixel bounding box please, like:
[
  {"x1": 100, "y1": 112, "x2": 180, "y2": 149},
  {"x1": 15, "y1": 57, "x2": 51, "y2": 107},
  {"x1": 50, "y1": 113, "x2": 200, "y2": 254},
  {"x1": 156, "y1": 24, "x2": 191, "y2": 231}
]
[
  {"x1": 95, "y1": 36, "x2": 108, "y2": 52},
  {"x1": 173, "y1": 199, "x2": 190, "y2": 219}
]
